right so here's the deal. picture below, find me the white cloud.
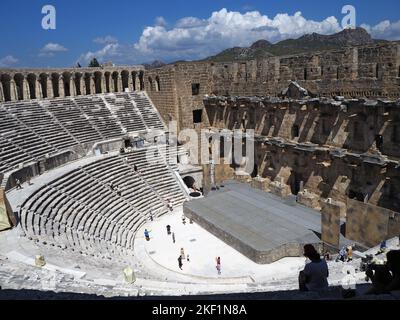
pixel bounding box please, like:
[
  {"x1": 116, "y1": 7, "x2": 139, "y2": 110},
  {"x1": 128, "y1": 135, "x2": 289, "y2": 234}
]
[
  {"x1": 0, "y1": 55, "x2": 18, "y2": 67},
  {"x1": 133, "y1": 9, "x2": 341, "y2": 61},
  {"x1": 93, "y1": 36, "x2": 118, "y2": 44},
  {"x1": 77, "y1": 8, "x2": 400, "y2": 65},
  {"x1": 39, "y1": 43, "x2": 68, "y2": 57},
  {"x1": 155, "y1": 16, "x2": 167, "y2": 27},
  {"x1": 77, "y1": 43, "x2": 131, "y2": 65},
  {"x1": 361, "y1": 20, "x2": 400, "y2": 40}
]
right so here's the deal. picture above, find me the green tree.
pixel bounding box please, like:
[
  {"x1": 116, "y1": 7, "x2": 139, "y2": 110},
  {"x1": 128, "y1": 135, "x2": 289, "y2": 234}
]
[{"x1": 88, "y1": 58, "x2": 100, "y2": 68}]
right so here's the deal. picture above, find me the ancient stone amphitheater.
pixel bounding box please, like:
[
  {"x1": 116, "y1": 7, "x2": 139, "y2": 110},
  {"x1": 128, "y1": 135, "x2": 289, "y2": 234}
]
[{"x1": 0, "y1": 41, "x2": 400, "y2": 299}]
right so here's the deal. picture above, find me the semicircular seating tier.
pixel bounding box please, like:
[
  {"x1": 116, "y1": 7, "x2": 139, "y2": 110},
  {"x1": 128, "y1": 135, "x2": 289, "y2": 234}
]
[
  {"x1": 19, "y1": 146, "x2": 187, "y2": 259},
  {"x1": 0, "y1": 92, "x2": 165, "y2": 174}
]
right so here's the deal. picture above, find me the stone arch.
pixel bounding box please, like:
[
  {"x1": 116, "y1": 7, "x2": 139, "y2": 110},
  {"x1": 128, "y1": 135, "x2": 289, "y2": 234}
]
[
  {"x1": 121, "y1": 70, "x2": 130, "y2": 92},
  {"x1": 39, "y1": 73, "x2": 48, "y2": 98},
  {"x1": 155, "y1": 75, "x2": 161, "y2": 92},
  {"x1": 94, "y1": 71, "x2": 103, "y2": 94},
  {"x1": 26, "y1": 73, "x2": 37, "y2": 99},
  {"x1": 14, "y1": 73, "x2": 25, "y2": 100},
  {"x1": 112, "y1": 71, "x2": 119, "y2": 92},
  {"x1": 104, "y1": 72, "x2": 111, "y2": 93},
  {"x1": 74, "y1": 72, "x2": 83, "y2": 95},
  {"x1": 51, "y1": 73, "x2": 60, "y2": 97},
  {"x1": 84, "y1": 72, "x2": 92, "y2": 95},
  {"x1": 0, "y1": 74, "x2": 12, "y2": 101},
  {"x1": 148, "y1": 76, "x2": 153, "y2": 91},
  {"x1": 62, "y1": 72, "x2": 72, "y2": 96},
  {"x1": 139, "y1": 71, "x2": 144, "y2": 90}
]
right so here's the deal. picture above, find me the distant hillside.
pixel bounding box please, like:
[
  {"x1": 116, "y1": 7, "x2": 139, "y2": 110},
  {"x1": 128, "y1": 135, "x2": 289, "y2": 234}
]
[
  {"x1": 205, "y1": 28, "x2": 387, "y2": 62},
  {"x1": 143, "y1": 60, "x2": 167, "y2": 70}
]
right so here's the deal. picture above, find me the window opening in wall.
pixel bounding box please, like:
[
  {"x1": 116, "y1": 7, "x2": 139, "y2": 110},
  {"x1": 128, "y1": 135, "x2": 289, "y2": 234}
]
[
  {"x1": 193, "y1": 109, "x2": 202, "y2": 123},
  {"x1": 375, "y1": 135, "x2": 383, "y2": 151},
  {"x1": 392, "y1": 125, "x2": 399, "y2": 143},
  {"x1": 192, "y1": 83, "x2": 200, "y2": 96},
  {"x1": 292, "y1": 124, "x2": 300, "y2": 138}
]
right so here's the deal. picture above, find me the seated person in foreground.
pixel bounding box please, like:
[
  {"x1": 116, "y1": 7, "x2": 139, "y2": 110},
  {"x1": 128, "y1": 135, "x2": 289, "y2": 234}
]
[
  {"x1": 299, "y1": 244, "x2": 329, "y2": 292},
  {"x1": 366, "y1": 250, "x2": 400, "y2": 294}
]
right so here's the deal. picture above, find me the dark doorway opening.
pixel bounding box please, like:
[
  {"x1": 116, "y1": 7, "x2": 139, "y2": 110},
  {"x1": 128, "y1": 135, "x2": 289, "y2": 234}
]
[
  {"x1": 193, "y1": 109, "x2": 202, "y2": 124},
  {"x1": 375, "y1": 134, "x2": 383, "y2": 151}
]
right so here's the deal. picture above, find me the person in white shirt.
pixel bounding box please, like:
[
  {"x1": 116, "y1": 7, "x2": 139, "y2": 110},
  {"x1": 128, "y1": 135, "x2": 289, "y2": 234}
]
[{"x1": 299, "y1": 244, "x2": 329, "y2": 292}]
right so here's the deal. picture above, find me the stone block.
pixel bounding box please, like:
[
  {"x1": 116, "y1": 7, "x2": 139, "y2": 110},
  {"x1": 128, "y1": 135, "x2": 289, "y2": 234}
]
[
  {"x1": 269, "y1": 181, "x2": 291, "y2": 199},
  {"x1": 35, "y1": 255, "x2": 46, "y2": 267},
  {"x1": 297, "y1": 190, "x2": 321, "y2": 210},
  {"x1": 251, "y1": 176, "x2": 271, "y2": 192}
]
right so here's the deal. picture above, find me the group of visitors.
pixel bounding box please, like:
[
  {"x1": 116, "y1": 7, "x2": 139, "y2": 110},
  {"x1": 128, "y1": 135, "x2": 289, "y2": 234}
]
[
  {"x1": 336, "y1": 244, "x2": 354, "y2": 262},
  {"x1": 299, "y1": 243, "x2": 400, "y2": 296}
]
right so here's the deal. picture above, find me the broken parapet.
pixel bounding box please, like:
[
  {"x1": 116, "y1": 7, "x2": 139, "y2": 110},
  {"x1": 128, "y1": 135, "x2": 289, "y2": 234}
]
[
  {"x1": 251, "y1": 176, "x2": 271, "y2": 192},
  {"x1": 360, "y1": 153, "x2": 388, "y2": 166},
  {"x1": 297, "y1": 189, "x2": 321, "y2": 210},
  {"x1": 234, "y1": 171, "x2": 252, "y2": 183},
  {"x1": 269, "y1": 179, "x2": 291, "y2": 199}
]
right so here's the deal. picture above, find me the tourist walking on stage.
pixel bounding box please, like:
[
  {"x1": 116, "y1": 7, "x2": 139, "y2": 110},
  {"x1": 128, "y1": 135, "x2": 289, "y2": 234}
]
[
  {"x1": 166, "y1": 225, "x2": 171, "y2": 235},
  {"x1": 181, "y1": 248, "x2": 185, "y2": 260},
  {"x1": 168, "y1": 199, "x2": 174, "y2": 212},
  {"x1": 187, "y1": 254, "x2": 190, "y2": 262},
  {"x1": 144, "y1": 229, "x2": 151, "y2": 241},
  {"x1": 172, "y1": 232, "x2": 176, "y2": 243},
  {"x1": 15, "y1": 178, "x2": 22, "y2": 190},
  {"x1": 178, "y1": 255, "x2": 183, "y2": 270},
  {"x1": 216, "y1": 257, "x2": 221, "y2": 275}
]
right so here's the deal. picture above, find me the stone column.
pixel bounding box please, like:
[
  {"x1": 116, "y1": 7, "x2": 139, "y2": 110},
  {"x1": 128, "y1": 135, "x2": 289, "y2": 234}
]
[
  {"x1": 59, "y1": 77, "x2": 65, "y2": 97},
  {"x1": 0, "y1": 82, "x2": 4, "y2": 102},
  {"x1": 9, "y1": 79, "x2": 17, "y2": 101},
  {"x1": 23, "y1": 78, "x2": 30, "y2": 100},
  {"x1": 79, "y1": 78, "x2": 84, "y2": 96},
  {"x1": 128, "y1": 73, "x2": 134, "y2": 92},
  {"x1": 116, "y1": 76, "x2": 122, "y2": 92},
  {"x1": 91, "y1": 75, "x2": 96, "y2": 95},
  {"x1": 35, "y1": 79, "x2": 42, "y2": 99},
  {"x1": 135, "y1": 77, "x2": 140, "y2": 92},
  {"x1": 321, "y1": 200, "x2": 341, "y2": 249},
  {"x1": 70, "y1": 78, "x2": 76, "y2": 96},
  {"x1": 101, "y1": 74, "x2": 107, "y2": 94},
  {"x1": 350, "y1": 48, "x2": 358, "y2": 81},
  {"x1": 46, "y1": 77, "x2": 54, "y2": 98}
]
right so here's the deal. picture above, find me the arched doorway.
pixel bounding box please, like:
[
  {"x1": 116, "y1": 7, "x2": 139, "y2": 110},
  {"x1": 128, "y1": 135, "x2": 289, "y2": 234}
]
[
  {"x1": 112, "y1": 71, "x2": 119, "y2": 92},
  {"x1": 74, "y1": 73, "x2": 82, "y2": 95},
  {"x1": 39, "y1": 73, "x2": 48, "y2": 98},
  {"x1": 51, "y1": 73, "x2": 60, "y2": 97},
  {"x1": 139, "y1": 71, "x2": 144, "y2": 90},
  {"x1": 14, "y1": 73, "x2": 24, "y2": 100},
  {"x1": 27, "y1": 73, "x2": 37, "y2": 99},
  {"x1": 121, "y1": 70, "x2": 130, "y2": 92},
  {"x1": 84, "y1": 73, "x2": 92, "y2": 95},
  {"x1": 104, "y1": 72, "x2": 111, "y2": 93},
  {"x1": 62, "y1": 72, "x2": 72, "y2": 96},
  {"x1": 1, "y1": 74, "x2": 12, "y2": 101},
  {"x1": 94, "y1": 71, "x2": 103, "y2": 94}
]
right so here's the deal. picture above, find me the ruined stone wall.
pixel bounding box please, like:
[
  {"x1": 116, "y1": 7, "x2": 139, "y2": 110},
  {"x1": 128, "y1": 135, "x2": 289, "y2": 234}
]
[
  {"x1": 146, "y1": 42, "x2": 400, "y2": 131},
  {"x1": 347, "y1": 199, "x2": 400, "y2": 247},
  {"x1": 204, "y1": 96, "x2": 400, "y2": 159},
  {"x1": 145, "y1": 65, "x2": 179, "y2": 126}
]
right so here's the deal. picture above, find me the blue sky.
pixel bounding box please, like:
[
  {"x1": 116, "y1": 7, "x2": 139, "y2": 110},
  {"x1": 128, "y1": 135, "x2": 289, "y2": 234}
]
[{"x1": 0, "y1": 0, "x2": 399, "y2": 68}]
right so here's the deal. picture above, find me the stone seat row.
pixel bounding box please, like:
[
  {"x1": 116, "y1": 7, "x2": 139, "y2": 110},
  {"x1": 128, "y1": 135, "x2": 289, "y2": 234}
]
[
  {"x1": 20, "y1": 147, "x2": 187, "y2": 260},
  {"x1": 0, "y1": 92, "x2": 165, "y2": 174}
]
